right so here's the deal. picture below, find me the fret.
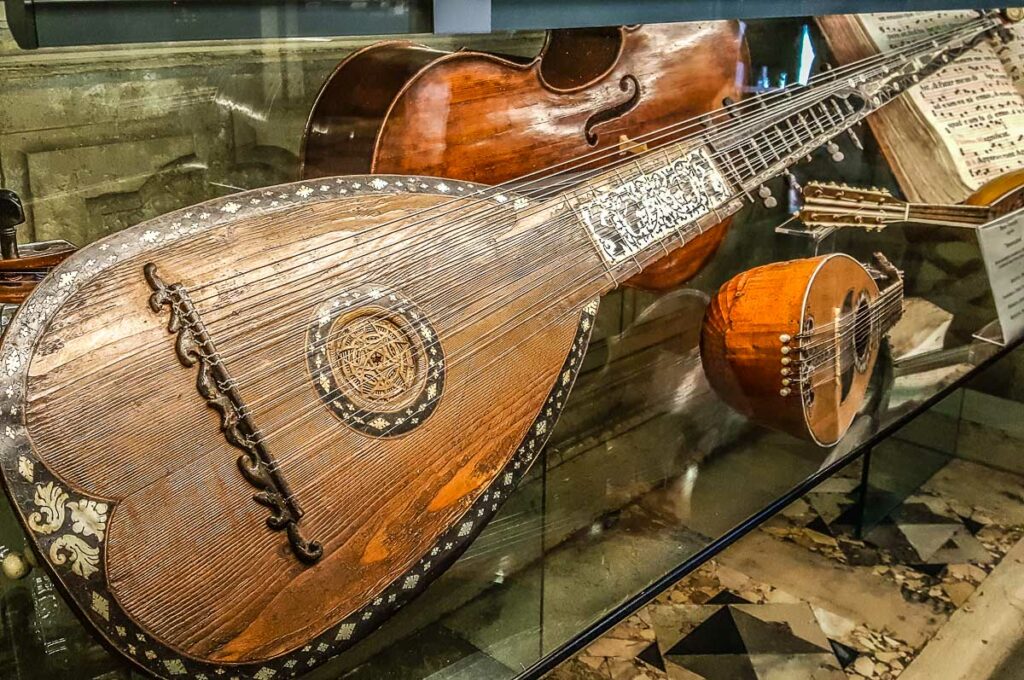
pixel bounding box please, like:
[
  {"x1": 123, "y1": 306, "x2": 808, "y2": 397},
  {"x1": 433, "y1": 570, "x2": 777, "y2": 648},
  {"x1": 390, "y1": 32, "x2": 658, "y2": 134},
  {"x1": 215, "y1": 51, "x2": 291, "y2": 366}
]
[
  {"x1": 750, "y1": 133, "x2": 775, "y2": 171},
  {"x1": 757, "y1": 129, "x2": 786, "y2": 167},
  {"x1": 796, "y1": 111, "x2": 817, "y2": 145},
  {"x1": 816, "y1": 102, "x2": 837, "y2": 130},
  {"x1": 809, "y1": 106, "x2": 829, "y2": 136},
  {"x1": 715, "y1": 146, "x2": 745, "y2": 187},
  {"x1": 737, "y1": 144, "x2": 760, "y2": 180},
  {"x1": 770, "y1": 125, "x2": 792, "y2": 158},
  {"x1": 830, "y1": 100, "x2": 847, "y2": 127},
  {"x1": 785, "y1": 117, "x2": 805, "y2": 152}
]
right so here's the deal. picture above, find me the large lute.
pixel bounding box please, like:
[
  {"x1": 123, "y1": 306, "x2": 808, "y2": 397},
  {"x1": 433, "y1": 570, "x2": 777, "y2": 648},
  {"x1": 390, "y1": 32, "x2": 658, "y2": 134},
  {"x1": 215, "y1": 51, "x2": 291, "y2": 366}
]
[{"x1": 0, "y1": 15, "x2": 1003, "y2": 678}]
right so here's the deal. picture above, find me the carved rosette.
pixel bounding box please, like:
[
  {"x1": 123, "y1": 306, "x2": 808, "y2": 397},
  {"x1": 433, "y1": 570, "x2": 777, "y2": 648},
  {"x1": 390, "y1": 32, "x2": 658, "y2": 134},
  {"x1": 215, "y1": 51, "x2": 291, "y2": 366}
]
[
  {"x1": 306, "y1": 285, "x2": 444, "y2": 437},
  {"x1": 0, "y1": 175, "x2": 594, "y2": 680}
]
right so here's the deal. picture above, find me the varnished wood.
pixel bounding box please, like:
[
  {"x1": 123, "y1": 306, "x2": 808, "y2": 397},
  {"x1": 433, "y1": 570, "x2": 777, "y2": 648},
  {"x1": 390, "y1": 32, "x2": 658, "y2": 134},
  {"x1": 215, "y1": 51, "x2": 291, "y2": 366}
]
[
  {"x1": 0, "y1": 244, "x2": 76, "y2": 303},
  {"x1": 2, "y1": 178, "x2": 609, "y2": 671},
  {"x1": 300, "y1": 22, "x2": 747, "y2": 290},
  {"x1": 701, "y1": 255, "x2": 883, "y2": 446}
]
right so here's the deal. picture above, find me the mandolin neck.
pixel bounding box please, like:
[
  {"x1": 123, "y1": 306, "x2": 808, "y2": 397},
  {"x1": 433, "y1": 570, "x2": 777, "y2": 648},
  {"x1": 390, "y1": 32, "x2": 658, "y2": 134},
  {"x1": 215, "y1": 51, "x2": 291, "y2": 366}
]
[{"x1": 904, "y1": 202, "x2": 993, "y2": 227}]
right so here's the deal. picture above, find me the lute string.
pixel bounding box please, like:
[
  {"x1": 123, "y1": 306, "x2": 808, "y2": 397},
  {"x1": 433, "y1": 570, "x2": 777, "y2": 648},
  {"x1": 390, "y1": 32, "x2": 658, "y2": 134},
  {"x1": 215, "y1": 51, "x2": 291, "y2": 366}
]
[
  {"x1": 59, "y1": 21, "x2": 970, "y2": 471},
  {"x1": 41, "y1": 17, "x2": 983, "y2": 473}
]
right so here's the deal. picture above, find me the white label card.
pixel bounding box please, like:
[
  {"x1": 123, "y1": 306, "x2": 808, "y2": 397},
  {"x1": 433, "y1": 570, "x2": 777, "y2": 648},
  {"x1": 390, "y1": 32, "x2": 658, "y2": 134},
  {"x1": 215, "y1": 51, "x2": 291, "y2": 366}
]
[{"x1": 977, "y1": 208, "x2": 1024, "y2": 344}]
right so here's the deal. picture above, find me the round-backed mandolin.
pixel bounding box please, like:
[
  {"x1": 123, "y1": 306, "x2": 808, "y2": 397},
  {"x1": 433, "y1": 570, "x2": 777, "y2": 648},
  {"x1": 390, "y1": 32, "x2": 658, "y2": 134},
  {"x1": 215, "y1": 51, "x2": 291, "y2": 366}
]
[
  {"x1": 300, "y1": 22, "x2": 747, "y2": 290},
  {"x1": 701, "y1": 253, "x2": 904, "y2": 446},
  {"x1": 0, "y1": 15, "x2": 1001, "y2": 679}
]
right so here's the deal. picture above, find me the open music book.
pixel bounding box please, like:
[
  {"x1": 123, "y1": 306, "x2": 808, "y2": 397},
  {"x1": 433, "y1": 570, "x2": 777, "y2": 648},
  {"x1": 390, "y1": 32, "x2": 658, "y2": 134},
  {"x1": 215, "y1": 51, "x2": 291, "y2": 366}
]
[{"x1": 819, "y1": 12, "x2": 1024, "y2": 203}]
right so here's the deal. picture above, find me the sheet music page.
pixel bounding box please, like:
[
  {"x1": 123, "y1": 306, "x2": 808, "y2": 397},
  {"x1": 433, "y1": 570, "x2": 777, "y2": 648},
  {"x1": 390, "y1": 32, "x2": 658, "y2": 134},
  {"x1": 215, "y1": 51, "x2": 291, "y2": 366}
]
[
  {"x1": 976, "y1": 208, "x2": 1024, "y2": 343},
  {"x1": 861, "y1": 13, "x2": 1024, "y2": 190},
  {"x1": 995, "y1": 25, "x2": 1024, "y2": 91}
]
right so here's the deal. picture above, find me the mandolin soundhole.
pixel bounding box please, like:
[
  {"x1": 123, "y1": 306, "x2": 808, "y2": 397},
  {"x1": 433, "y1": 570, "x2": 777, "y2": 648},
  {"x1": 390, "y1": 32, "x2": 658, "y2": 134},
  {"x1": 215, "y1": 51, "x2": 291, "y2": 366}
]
[{"x1": 306, "y1": 286, "x2": 445, "y2": 437}]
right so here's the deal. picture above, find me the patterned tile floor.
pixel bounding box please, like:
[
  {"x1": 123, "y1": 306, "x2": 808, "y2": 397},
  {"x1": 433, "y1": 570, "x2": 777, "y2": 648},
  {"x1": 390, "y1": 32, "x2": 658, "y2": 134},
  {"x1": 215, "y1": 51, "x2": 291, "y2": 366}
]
[{"x1": 546, "y1": 457, "x2": 1024, "y2": 680}]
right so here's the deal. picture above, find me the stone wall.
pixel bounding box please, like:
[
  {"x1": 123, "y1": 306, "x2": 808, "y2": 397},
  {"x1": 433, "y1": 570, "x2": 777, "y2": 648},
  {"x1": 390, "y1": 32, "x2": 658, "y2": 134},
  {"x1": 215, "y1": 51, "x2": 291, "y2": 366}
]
[{"x1": 0, "y1": 5, "x2": 543, "y2": 246}]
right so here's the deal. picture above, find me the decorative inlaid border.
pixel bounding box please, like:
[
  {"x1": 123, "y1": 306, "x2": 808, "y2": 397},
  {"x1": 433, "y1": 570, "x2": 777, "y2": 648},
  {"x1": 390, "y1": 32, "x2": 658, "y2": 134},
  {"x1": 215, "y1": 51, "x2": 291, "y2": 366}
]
[
  {"x1": 306, "y1": 285, "x2": 445, "y2": 437},
  {"x1": 0, "y1": 174, "x2": 593, "y2": 679}
]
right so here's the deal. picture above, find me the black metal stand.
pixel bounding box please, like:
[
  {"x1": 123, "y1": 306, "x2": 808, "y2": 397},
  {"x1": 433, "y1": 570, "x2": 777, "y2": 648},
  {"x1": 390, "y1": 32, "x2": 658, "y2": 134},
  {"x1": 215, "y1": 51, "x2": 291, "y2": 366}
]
[
  {"x1": 0, "y1": 190, "x2": 24, "y2": 260},
  {"x1": 853, "y1": 446, "x2": 873, "y2": 540}
]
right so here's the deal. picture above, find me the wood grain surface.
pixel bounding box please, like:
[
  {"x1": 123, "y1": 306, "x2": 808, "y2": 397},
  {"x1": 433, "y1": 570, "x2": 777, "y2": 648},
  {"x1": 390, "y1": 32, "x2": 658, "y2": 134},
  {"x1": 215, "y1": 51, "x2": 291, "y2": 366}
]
[
  {"x1": 16, "y1": 179, "x2": 607, "y2": 663},
  {"x1": 701, "y1": 254, "x2": 880, "y2": 446},
  {"x1": 300, "y1": 22, "x2": 747, "y2": 290}
]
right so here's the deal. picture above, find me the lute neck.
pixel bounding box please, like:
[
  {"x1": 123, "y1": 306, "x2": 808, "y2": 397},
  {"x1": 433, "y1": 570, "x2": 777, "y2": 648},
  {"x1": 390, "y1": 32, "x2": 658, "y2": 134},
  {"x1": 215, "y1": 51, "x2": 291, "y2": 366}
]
[{"x1": 542, "y1": 14, "x2": 1004, "y2": 293}]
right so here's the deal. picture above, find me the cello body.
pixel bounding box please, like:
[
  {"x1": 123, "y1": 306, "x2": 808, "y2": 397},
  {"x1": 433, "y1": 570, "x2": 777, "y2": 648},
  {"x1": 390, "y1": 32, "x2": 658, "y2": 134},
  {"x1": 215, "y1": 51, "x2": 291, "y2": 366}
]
[{"x1": 300, "y1": 22, "x2": 747, "y2": 290}]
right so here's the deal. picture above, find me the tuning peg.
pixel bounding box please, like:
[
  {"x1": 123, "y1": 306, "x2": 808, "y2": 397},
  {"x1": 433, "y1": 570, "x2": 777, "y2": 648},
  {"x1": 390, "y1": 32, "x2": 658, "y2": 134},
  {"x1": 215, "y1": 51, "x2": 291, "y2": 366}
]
[
  {"x1": 722, "y1": 96, "x2": 738, "y2": 118},
  {"x1": 757, "y1": 185, "x2": 777, "y2": 209},
  {"x1": 825, "y1": 142, "x2": 845, "y2": 162}
]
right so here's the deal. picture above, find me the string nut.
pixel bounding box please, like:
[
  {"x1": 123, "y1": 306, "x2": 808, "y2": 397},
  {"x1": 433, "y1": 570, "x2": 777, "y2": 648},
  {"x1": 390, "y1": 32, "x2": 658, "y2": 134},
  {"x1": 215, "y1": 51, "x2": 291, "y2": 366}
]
[
  {"x1": 758, "y1": 185, "x2": 772, "y2": 198},
  {"x1": 763, "y1": 196, "x2": 778, "y2": 209},
  {"x1": 779, "y1": 334, "x2": 791, "y2": 343},
  {"x1": 781, "y1": 368, "x2": 791, "y2": 376},
  {"x1": 782, "y1": 378, "x2": 791, "y2": 387},
  {"x1": 781, "y1": 357, "x2": 791, "y2": 366},
  {"x1": 781, "y1": 346, "x2": 791, "y2": 355},
  {"x1": 779, "y1": 388, "x2": 791, "y2": 397}
]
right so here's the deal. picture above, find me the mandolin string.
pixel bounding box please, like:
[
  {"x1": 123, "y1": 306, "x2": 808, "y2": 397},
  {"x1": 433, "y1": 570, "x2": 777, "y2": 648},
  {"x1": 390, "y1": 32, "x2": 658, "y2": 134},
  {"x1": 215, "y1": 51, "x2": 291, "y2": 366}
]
[
  {"x1": 181, "y1": 89, "x2": 888, "y2": 427},
  {"x1": 197, "y1": 14, "x2": 974, "y2": 356},
  {"x1": 796, "y1": 297, "x2": 905, "y2": 365},
  {"x1": 41, "y1": 22, "x2": 983, "y2": 466},
  {"x1": 201, "y1": 54, "x2": 921, "y2": 399},
  {"x1": 793, "y1": 294, "x2": 905, "y2": 368},
  {"x1": 798, "y1": 301, "x2": 904, "y2": 367},
  {"x1": 230, "y1": 85, "x2": 897, "y2": 405},
  {"x1": 796, "y1": 289, "x2": 904, "y2": 345},
  {"x1": 92, "y1": 15, "x2": 989, "y2": 381}
]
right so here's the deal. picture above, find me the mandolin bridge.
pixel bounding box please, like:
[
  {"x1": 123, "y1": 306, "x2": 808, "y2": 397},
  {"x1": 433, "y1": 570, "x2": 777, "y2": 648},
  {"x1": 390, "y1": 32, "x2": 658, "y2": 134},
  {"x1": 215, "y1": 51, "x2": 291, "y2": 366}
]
[{"x1": 143, "y1": 263, "x2": 322, "y2": 564}]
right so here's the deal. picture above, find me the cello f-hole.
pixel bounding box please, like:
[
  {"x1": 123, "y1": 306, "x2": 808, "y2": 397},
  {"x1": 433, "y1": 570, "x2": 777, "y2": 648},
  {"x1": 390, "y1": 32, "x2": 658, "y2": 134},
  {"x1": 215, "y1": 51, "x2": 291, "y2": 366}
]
[{"x1": 584, "y1": 75, "x2": 641, "y2": 146}]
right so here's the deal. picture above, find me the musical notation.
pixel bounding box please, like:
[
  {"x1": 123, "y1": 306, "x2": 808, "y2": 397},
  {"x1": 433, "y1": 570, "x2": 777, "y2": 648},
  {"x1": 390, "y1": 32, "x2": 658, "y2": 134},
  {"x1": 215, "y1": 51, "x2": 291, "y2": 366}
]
[{"x1": 863, "y1": 13, "x2": 1024, "y2": 188}]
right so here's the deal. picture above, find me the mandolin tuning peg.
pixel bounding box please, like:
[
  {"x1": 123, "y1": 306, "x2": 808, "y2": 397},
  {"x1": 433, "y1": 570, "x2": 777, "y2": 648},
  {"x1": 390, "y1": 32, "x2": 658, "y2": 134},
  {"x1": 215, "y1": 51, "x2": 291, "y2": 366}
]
[
  {"x1": 826, "y1": 142, "x2": 845, "y2": 163},
  {"x1": 758, "y1": 185, "x2": 777, "y2": 209}
]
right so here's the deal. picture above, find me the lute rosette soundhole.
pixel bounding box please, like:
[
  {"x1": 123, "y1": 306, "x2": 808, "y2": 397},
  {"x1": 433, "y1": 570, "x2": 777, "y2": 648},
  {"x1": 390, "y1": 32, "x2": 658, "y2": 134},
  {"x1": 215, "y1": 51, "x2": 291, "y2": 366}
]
[{"x1": 306, "y1": 286, "x2": 444, "y2": 437}]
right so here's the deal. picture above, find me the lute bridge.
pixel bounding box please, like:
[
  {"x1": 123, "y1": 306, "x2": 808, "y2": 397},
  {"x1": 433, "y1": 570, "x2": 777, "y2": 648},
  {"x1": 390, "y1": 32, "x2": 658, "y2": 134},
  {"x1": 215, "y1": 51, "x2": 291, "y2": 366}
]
[{"x1": 143, "y1": 263, "x2": 323, "y2": 564}]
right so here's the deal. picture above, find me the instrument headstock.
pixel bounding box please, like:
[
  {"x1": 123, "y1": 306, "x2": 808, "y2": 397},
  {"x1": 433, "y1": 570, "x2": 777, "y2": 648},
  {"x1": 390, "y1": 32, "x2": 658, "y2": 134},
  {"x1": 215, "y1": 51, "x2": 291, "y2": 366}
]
[{"x1": 796, "y1": 182, "x2": 908, "y2": 231}]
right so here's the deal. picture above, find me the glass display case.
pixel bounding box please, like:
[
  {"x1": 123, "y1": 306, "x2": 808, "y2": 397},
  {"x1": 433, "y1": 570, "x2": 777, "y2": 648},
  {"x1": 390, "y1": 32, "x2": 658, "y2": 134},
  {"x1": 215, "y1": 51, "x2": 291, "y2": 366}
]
[{"x1": 0, "y1": 4, "x2": 1021, "y2": 680}]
